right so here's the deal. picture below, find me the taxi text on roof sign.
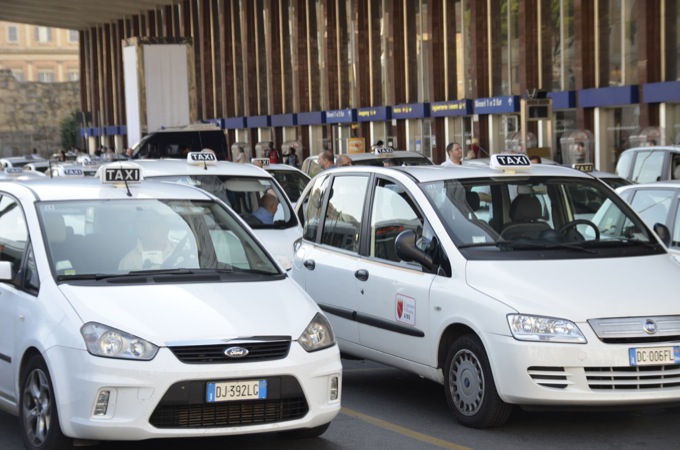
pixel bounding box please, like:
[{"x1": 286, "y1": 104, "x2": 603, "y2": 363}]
[
  {"x1": 374, "y1": 147, "x2": 394, "y2": 156},
  {"x1": 251, "y1": 157, "x2": 270, "y2": 166},
  {"x1": 490, "y1": 154, "x2": 532, "y2": 172},
  {"x1": 102, "y1": 166, "x2": 142, "y2": 184},
  {"x1": 187, "y1": 151, "x2": 218, "y2": 164},
  {"x1": 63, "y1": 167, "x2": 84, "y2": 177},
  {"x1": 572, "y1": 163, "x2": 594, "y2": 173}
]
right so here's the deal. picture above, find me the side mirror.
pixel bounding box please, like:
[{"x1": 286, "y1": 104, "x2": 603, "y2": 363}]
[
  {"x1": 653, "y1": 223, "x2": 672, "y2": 248},
  {"x1": 395, "y1": 229, "x2": 434, "y2": 272}
]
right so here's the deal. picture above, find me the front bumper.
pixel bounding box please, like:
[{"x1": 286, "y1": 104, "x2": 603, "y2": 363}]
[
  {"x1": 45, "y1": 343, "x2": 342, "y2": 441},
  {"x1": 486, "y1": 332, "x2": 680, "y2": 406}
]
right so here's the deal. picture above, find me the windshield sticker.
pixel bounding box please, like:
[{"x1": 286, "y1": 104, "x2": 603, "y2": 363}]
[{"x1": 396, "y1": 294, "x2": 416, "y2": 326}]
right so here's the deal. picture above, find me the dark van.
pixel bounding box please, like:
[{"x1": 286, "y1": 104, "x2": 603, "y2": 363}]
[{"x1": 130, "y1": 125, "x2": 230, "y2": 160}]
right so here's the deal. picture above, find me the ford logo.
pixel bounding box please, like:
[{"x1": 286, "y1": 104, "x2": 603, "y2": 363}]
[
  {"x1": 224, "y1": 347, "x2": 249, "y2": 358},
  {"x1": 643, "y1": 319, "x2": 658, "y2": 335}
]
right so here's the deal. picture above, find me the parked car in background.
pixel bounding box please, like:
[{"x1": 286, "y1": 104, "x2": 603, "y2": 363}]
[
  {"x1": 616, "y1": 180, "x2": 680, "y2": 258},
  {"x1": 615, "y1": 146, "x2": 680, "y2": 184},
  {"x1": 0, "y1": 155, "x2": 48, "y2": 170},
  {"x1": 130, "y1": 123, "x2": 230, "y2": 160},
  {"x1": 263, "y1": 162, "x2": 312, "y2": 207},
  {"x1": 127, "y1": 154, "x2": 303, "y2": 265}
]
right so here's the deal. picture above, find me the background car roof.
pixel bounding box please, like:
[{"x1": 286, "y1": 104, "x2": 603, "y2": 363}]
[
  {"x1": 127, "y1": 159, "x2": 273, "y2": 178},
  {"x1": 317, "y1": 161, "x2": 594, "y2": 183},
  {"x1": 616, "y1": 179, "x2": 680, "y2": 193}
]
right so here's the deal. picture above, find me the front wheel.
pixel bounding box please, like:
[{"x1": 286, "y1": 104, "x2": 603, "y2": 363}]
[
  {"x1": 20, "y1": 355, "x2": 72, "y2": 450},
  {"x1": 444, "y1": 335, "x2": 513, "y2": 428}
]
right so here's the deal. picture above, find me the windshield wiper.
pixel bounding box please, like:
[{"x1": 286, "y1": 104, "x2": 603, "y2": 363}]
[
  {"x1": 125, "y1": 268, "x2": 199, "y2": 276},
  {"x1": 56, "y1": 273, "x2": 129, "y2": 281}
]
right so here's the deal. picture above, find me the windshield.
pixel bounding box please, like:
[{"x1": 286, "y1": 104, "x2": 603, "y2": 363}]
[
  {"x1": 38, "y1": 199, "x2": 280, "y2": 279},
  {"x1": 419, "y1": 176, "x2": 662, "y2": 259},
  {"x1": 269, "y1": 170, "x2": 309, "y2": 203},
  {"x1": 151, "y1": 175, "x2": 296, "y2": 229}
]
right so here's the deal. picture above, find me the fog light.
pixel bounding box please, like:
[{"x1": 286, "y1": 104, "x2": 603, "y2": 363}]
[
  {"x1": 329, "y1": 376, "x2": 339, "y2": 401},
  {"x1": 93, "y1": 390, "x2": 111, "y2": 416}
]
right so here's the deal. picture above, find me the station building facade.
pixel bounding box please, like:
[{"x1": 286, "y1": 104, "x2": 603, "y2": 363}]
[{"x1": 78, "y1": 0, "x2": 680, "y2": 171}]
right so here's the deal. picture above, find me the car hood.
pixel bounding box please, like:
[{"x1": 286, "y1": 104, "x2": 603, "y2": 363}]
[
  {"x1": 466, "y1": 254, "x2": 679, "y2": 322},
  {"x1": 59, "y1": 279, "x2": 316, "y2": 345}
]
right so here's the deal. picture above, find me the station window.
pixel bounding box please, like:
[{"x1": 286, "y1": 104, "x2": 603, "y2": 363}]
[
  {"x1": 34, "y1": 26, "x2": 52, "y2": 43},
  {"x1": 37, "y1": 71, "x2": 55, "y2": 83},
  {"x1": 7, "y1": 25, "x2": 18, "y2": 43},
  {"x1": 68, "y1": 29, "x2": 79, "y2": 42}
]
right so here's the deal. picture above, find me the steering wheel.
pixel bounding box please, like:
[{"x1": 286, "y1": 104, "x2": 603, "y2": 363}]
[
  {"x1": 558, "y1": 219, "x2": 600, "y2": 241},
  {"x1": 162, "y1": 234, "x2": 194, "y2": 268}
]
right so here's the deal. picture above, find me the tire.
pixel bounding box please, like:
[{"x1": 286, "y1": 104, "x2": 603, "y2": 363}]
[
  {"x1": 280, "y1": 422, "x2": 331, "y2": 439},
  {"x1": 19, "y1": 355, "x2": 73, "y2": 450},
  {"x1": 444, "y1": 334, "x2": 513, "y2": 428}
]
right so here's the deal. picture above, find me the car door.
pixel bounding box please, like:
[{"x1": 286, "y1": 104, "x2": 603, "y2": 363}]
[
  {"x1": 0, "y1": 193, "x2": 34, "y2": 402},
  {"x1": 297, "y1": 173, "x2": 370, "y2": 346},
  {"x1": 354, "y1": 176, "x2": 436, "y2": 366}
]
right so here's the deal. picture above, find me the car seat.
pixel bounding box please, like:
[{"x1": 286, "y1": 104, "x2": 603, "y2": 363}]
[{"x1": 501, "y1": 194, "x2": 551, "y2": 240}]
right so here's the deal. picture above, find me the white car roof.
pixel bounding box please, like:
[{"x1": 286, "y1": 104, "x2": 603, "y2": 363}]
[
  {"x1": 617, "y1": 179, "x2": 680, "y2": 193},
  {"x1": 328, "y1": 160, "x2": 594, "y2": 183},
  {"x1": 130, "y1": 158, "x2": 272, "y2": 178},
  {"x1": 1, "y1": 176, "x2": 213, "y2": 202}
]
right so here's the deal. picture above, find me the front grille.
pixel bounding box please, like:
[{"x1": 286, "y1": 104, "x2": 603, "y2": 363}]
[
  {"x1": 588, "y1": 316, "x2": 680, "y2": 343},
  {"x1": 528, "y1": 366, "x2": 569, "y2": 389},
  {"x1": 149, "y1": 397, "x2": 308, "y2": 428},
  {"x1": 149, "y1": 375, "x2": 308, "y2": 429},
  {"x1": 169, "y1": 338, "x2": 291, "y2": 364},
  {"x1": 585, "y1": 365, "x2": 680, "y2": 390}
]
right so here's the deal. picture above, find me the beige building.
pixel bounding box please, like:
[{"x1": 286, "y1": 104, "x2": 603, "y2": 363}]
[{"x1": 0, "y1": 21, "x2": 79, "y2": 82}]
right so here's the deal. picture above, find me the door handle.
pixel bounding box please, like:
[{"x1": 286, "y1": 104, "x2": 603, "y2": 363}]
[
  {"x1": 303, "y1": 259, "x2": 315, "y2": 270},
  {"x1": 354, "y1": 269, "x2": 369, "y2": 281}
]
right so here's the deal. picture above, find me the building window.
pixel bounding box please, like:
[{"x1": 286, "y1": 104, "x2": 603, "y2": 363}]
[
  {"x1": 37, "y1": 71, "x2": 55, "y2": 82},
  {"x1": 35, "y1": 26, "x2": 52, "y2": 43},
  {"x1": 7, "y1": 25, "x2": 18, "y2": 43},
  {"x1": 550, "y1": 0, "x2": 576, "y2": 91},
  {"x1": 67, "y1": 71, "x2": 79, "y2": 81},
  {"x1": 11, "y1": 70, "x2": 24, "y2": 82},
  {"x1": 68, "y1": 30, "x2": 79, "y2": 42}
]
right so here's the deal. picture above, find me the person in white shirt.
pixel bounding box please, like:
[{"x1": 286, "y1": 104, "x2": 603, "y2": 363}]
[{"x1": 441, "y1": 142, "x2": 463, "y2": 166}]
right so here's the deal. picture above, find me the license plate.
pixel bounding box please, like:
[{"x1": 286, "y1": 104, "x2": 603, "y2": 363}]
[
  {"x1": 206, "y1": 379, "x2": 267, "y2": 402},
  {"x1": 629, "y1": 346, "x2": 680, "y2": 366}
]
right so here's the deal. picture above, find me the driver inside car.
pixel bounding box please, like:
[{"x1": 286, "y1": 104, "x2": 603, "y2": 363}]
[{"x1": 118, "y1": 210, "x2": 186, "y2": 271}]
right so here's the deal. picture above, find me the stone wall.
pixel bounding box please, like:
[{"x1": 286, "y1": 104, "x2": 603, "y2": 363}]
[{"x1": 0, "y1": 69, "x2": 80, "y2": 158}]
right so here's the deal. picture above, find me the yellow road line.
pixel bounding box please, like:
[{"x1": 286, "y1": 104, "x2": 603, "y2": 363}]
[{"x1": 340, "y1": 407, "x2": 472, "y2": 450}]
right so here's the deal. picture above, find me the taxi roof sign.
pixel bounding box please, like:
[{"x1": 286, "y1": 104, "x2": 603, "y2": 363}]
[
  {"x1": 251, "y1": 157, "x2": 270, "y2": 167},
  {"x1": 490, "y1": 154, "x2": 532, "y2": 172},
  {"x1": 100, "y1": 162, "x2": 143, "y2": 185},
  {"x1": 572, "y1": 163, "x2": 594, "y2": 173},
  {"x1": 187, "y1": 151, "x2": 218, "y2": 166},
  {"x1": 374, "y1": 147, "x2": 394, "y2": 156},
  {"x1": 4, "y1": 167, "x2": 24, "y2": 175},
  {"x1": 62, "y1": 167, "x2": 84, "y2": 177}
]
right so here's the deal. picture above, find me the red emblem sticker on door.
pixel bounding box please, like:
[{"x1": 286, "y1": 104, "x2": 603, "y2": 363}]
[{"x1": 395, "y1": 294, "x2": 416, "y2": 326}]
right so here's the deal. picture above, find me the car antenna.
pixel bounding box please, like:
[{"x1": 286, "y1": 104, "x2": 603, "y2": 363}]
[{"x1": 119, "y1": 161, "x2": 132, "y2": 197}]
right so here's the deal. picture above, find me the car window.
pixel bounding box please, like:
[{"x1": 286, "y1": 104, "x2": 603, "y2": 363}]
[
  {"x1": 672, "y1": 154, "x2": 680, "y2": 180},
  {"x1": 615, "y1": 151, "x2": 633, "y2": 179},
  {"x1": 630, "y1": 189, "x2": 672, "y2": 229},
  {"x1": 0, "y1": 194, "x2": 28, "y2": 282},
  {"x1": 37, "y1": 199, "x2": 279, "y2": 278},
  {"x1": 369, "y1": 178, "x2": 425, "y2": 262},
  {"x1": 302, "y1": 175, "x2": 330, "y2": 241},
  {"x1": 631, "y1": 151, "x2": 665, "y2": 183},
  {"x1": 320, "y1": 175, "x2": 368, "y2": 252}
]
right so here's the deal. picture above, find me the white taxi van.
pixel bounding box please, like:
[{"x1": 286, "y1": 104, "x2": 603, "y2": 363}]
[
  {"x1": 125, "y1": 153, "x2": 302, "y2": 265},
  {"x1": 292, "y1": 154, "x2": 679, "y2": 428},
  {"x1": 0, "y1": 163, "x2": 341, "y2": 449}
]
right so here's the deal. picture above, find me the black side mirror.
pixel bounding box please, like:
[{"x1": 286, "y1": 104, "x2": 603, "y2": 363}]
[
  {"x1": 653, "y1": 223, "x2": 672, "y2": 248},
  {"x1": 395, "y1": 229, "x2": 434, "y2": 272}
]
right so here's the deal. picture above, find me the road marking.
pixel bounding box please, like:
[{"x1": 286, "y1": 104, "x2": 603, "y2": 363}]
[{"x1": 341, "y1": 407, "x2": 471, "y2": 450}]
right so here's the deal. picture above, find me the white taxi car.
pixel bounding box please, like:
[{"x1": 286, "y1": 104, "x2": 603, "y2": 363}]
[
  {"x1": 0, "y1": 163, "x2": 341, "y2": 448},
  {"x1": 118, "y1": 153, "x2": 302, "y2": 265},
  {"x1": 292, "y1": 154, "x2": 679, "y2": 428}
]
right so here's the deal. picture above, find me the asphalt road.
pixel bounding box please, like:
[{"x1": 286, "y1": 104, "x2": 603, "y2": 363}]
[{"x1": 2, "y1": 358, "x2": 680, "y2": 450}]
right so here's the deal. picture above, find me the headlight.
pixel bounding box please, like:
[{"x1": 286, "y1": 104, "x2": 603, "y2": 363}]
[
  {"x1": 298, "y1": 313, "x2": 336, "y2": 352},
  {"x1": 507, "y1": 314, "x2": 587, "y2": 344},
  {"x1": 81, "y1": 322, "x2": 159, "y2": 360}
]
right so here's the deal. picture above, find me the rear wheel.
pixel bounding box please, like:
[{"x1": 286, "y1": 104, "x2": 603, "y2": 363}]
[
  {"x1": 20, "y1": 355, "x2": 72, "y2": 450},
  {"x1": 444, "y1": 335, "x2": 513, "y2": 428}
]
